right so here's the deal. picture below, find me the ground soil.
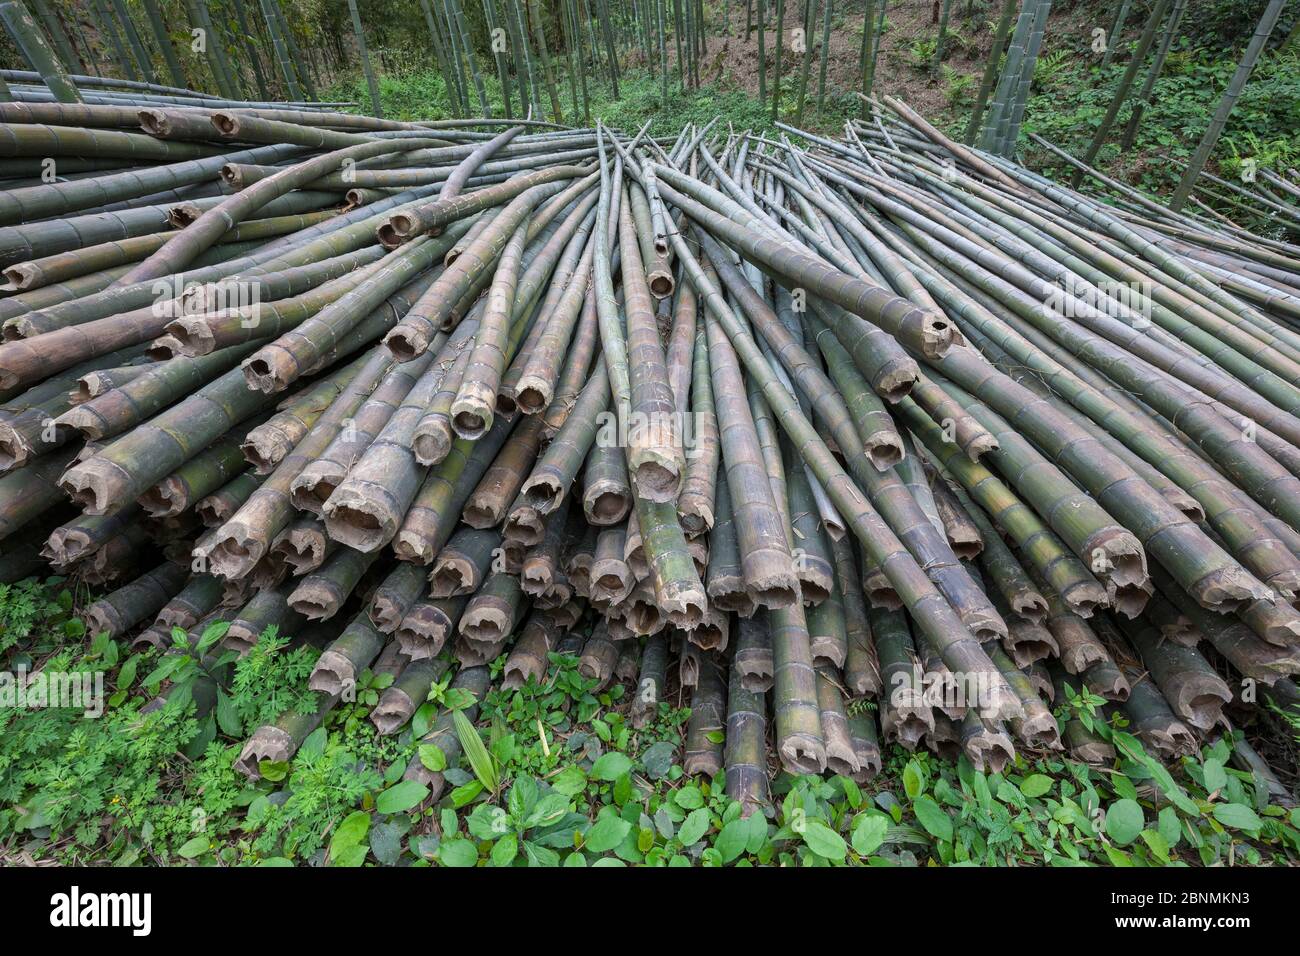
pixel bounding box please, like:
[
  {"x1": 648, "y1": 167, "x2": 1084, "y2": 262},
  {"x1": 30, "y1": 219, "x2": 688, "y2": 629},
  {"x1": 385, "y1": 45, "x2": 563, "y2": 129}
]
[{"x1": 698, "y1": 0, "x2": 1001, "y2": 129}]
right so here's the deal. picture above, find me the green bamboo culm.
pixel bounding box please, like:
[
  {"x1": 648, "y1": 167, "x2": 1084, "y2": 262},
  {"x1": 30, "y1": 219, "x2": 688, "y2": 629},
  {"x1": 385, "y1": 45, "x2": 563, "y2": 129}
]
[
  {"x1": 963, "y1": 0, "x2": 1016, "y2": 144},
  {"x1": 110, "y1": 0, "x2": 158, "y2": 84},
  {"x1": 978, "y1": 0, "x2": 1034, "y2": 153},
  {"x1": 672, "y1": 0, "x2": 685, "y2": 90},
  {"x1": 557, "y1": 0, "x2": 583, "y2": 121},
  {"x1": 269, "y1": 0, "x2": 316, "y2": 99},
  {"x1": 1099, "y1": 0, "x2": 1133, "y2": 70},
  {"x1": 502, "y1": 0, "x2": 530, "y2": 114},
  {"x1": 92, "y1": 0, "x2": 139, "y2": 82},
  {"x1": 258, "y1": 0, "x2": 304, "y2": 101},
  {"x1": 571, "y1": 0, "x2": 591, "y2": 120},
  {"x1": 440, "y1": 0, "x2": 471, "y2": 112},
  {"x1": 481, "y1": 0, "x2": 515, "y2": 117},
  {"x1": 451, "y1": 0, "x2": 492, "y2": 117},
  {"x1": 658, "y1": 0, "x2": 669, "y2": 106},
  {"x1": 527, "y1": 0, "x2": 562, "y2": 121},
  {"x1": 597, "y1": 0, "x2": 620, "y2": 97},
  {"x1": 816, "y1": 0, "x2": 832, "y2": 113},
  {"x1": 187, "y1": 0, "x2": 237, "y2": 98},
  {"x1": 997, "y1": 0, "x2": 1050, "y2": 156},
  {"x1": 858, "y1": 0, "x2": 876, "y2": 115},
  {"x1": 0, "y1": 0, "x2": 82, "y2": 104},
  {"x1": 1170, "y1": 0, "x2": 1288, "y2": 212},
  {"x1": 1120, "y1": 0, "x2": 1186, "y2": 150},
  {"x1": 642, "y1": 0, "x2": 656, "y2": 74},
  {"x1": 429, "y1": 0, "x2": 466, "y2": 115},
  {"x1": 794, "y1": 0, "x2": 816, "y2": 123},
  {"x1": 1073, "y1": 0, "x2": 1172, "y2": 186},
  {"x1": 757, "y1": 0, "x2": 767, "y2": 101},
  {"x1": 510, "y1": 0, "x2": 542, "y2": 116},
  {"x1": 230, "y1": 0, "x2": 271, "y2": 101},
  {"x1": 345, "y1": 0, "x2": 384, "y2": 119},
  {"x1": 933, "y1": 0, "x2": 953, "y2": 74},
  {"x1": 771, "y1": 0, "x2": 784, "y2": 121},
  {"x1": 32, "y1": 0, "x2": 83, "y2": 76}
]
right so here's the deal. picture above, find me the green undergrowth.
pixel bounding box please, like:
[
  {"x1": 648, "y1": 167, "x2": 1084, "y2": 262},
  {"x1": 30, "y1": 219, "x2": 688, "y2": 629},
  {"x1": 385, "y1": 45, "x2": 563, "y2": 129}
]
[
  {"x1": 1019, "y1": 43, "x2": 1300, "y2": 199},
  {"x1": 325, "y1": 65, "x2": 859, "y2": 140},
  {"x1": 326, "y1": 20, "x2": 1300, "y2": 239},
  {"x1": 1, "y1": 577, "x2": 1297, "y2": 867}
]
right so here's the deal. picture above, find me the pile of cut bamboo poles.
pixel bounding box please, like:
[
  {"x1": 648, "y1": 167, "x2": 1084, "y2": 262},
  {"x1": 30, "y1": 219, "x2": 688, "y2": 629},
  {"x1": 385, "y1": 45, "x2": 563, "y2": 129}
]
[{"x1": 3, "y1": 84, "x2": 1299, "y2": 813}]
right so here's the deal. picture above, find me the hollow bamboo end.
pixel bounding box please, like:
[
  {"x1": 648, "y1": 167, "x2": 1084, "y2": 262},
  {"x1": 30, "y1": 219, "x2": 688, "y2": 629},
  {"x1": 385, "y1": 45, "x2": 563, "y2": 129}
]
[
  {"x1": 138, "y1": 478, "x2": 185, "y2": 519},
  {"x1": 1193, "y1": 565, "x2": 1274, "y2": 612},
  {"x1": 59, "y1": 457, "x2": 127, "y2": 515},
  {"x1": 584, "y1": 482, "x2": 632, "y2": 525},
  {"x1": 323, "y1": 487, "x2": 396, "y2": 554},
  {"x1": 235, "y1": 726, "x2": 295, "y2": 779},
  {"x1": 371, "y1": 691, "x2": 416, "y2": 736},
  {"x1": 308, "y1": 650, "x2": 354, "y2": 693},
  {"x1": 412, "y1": 424, "x2": 452, "y2": 467},
  {"x1": 1, "y1": 263, "x2": 36, "y2": 292},
  {"x1": 204, "y1": 531, "x2": 265, "y2": 581},
  {"x1": 430, "y1": 558, "x2": 476, "y2": 598},
  {"x1": 513, "y1": 380, "x2": 551, "y2": 416},
  {"x1": 450, "y1": 395, "x2": 492, "y2": 442},
  {"x1": 778, "y1": 734, "x2": 828, "y2": 776},
  {"x1": 163, "y1": 316, "x2": 216, "y2": 357}
]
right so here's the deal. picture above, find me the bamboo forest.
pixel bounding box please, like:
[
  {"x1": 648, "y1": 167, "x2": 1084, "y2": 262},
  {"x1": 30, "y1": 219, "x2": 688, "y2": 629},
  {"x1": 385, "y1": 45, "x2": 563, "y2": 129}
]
[{"x1": 0, "y1": 0, "x2": 1298, "y2": 893}]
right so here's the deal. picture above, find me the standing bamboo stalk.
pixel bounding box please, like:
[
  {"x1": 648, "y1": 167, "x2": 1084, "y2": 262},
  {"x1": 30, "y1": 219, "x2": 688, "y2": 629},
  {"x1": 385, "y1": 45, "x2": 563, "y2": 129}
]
[
  {"x1": 346, "y1": 0, "x2": 384, "y2": 119},
  {"x1": 1170, "y1": 0, "x2": 1288, "y2": 211},
  {"x1": 1120, "y1": 0, "x2": 1187, "y2": 151},
  {"x1": 1074, "y1": 0, "x2": 1172, "y2": 184},
  {"x1": 0, "y1": 1, "x2": 82, "y2": 104}
]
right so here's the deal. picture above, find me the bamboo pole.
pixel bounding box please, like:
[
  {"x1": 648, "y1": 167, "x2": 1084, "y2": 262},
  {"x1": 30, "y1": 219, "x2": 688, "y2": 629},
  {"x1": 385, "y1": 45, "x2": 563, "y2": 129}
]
[{"x1": 1171, "y1": 0, "x2": 1288, "y2": 212}]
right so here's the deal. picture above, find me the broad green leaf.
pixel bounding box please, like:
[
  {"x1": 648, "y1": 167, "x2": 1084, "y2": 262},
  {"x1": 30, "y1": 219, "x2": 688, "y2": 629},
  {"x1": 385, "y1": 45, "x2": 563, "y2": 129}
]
[
  {"x1": 439, "y1": 838, "x2": 478, "y2": 867},
  {"x1": 1212, "y1": 803, "x2": 1263, "y2": 831},
  {"x1": 613, "y1": 771, "x2": 632, "y2": 806},
  {"x1": 912, "y1": 796, "x2": 953, "y2": 843},
  {"x1": 418, "y1": 744, "x2": 447, "y2": 772},
  {"x1": 1105, "y1": 799, "x2": 1145, "y2": 846},
  {"x1": 196, "y1": 620, "x2": 230, "y2": 653},
  {"x1": 677, "y1": 807, "x2": 710, "y2": 847},
  {"x1": 851, "y1": 814, "x2": 888, "y2": 856},
  {"x1": 673, "y1": 785, "x2": 704, "y2": 809},
  {"x1": 299, "y1": 726, "x2": 328, "y2": 759},
  {"x1": 214, "y1": 688, "x2": 241, "y2": 737},
  {"x1": 902, "y1": 759, "x2": 926, "y2": 800},
  {"x1": 802, "y1": 820, "x2": 847, "y2": 860},
  {"x1": 332, "y1": 810, "x2": 371, "y2": 848},
  {"x1": 1202, "y1": 758, "x2": 1228, "y2": 793},
  {"x1": 525, "y1": 793, "x2": 570, "y2": 829},
  {"x1": 586, "y1": 813, "x2": 633, "y2": 853},
  {"x1": 376, "y1": 780, "x2": 429, "y2": 815},
  {"x1": 491, "y1": 833, "x2": 518, "y2": 867},
  {"x1": 258, "y1": 759, "x2": 289, "y2": 782},
  {"x1": 1139, "y1": 829, "x2": 1170, "y2": 863},
  {"x1": 1019, "y1": 774, "x2": 1053, "y2": 799},
  {"x1": 449, "y1": 780, "x2": 483, "y2": 808},
  {"x1": 551, "y1": 765, "x2": 588, "y2": 796},
  {"x1": 591, "y1": 751, "x2": 633, "y2": 781},
  {"x1": 177, "y1": 836, "x2": 209, "y2": 859},
  {"x1": 714, "y1": 819, "x2": 749, "y2": 864},
  {"x1": 1157, "y1": 806, "x2": 1182, "y2": 848}
]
